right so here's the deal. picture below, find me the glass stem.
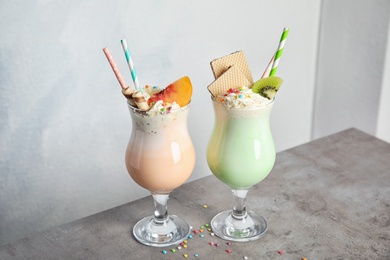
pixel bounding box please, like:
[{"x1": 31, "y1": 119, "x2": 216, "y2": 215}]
[
  {"x1": 152, "y1": 194, "x2": 169, "y2": 224},
  {"x1": 232, "y1": 189, "x2": 249, "y2": 220}
]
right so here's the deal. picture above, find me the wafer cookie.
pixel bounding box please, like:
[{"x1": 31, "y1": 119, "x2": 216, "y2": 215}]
[
  {"x1": 207, "y1": 65, "x2": 251, "y2": 97},
  {"x1": 210, "y1": 50, "x2": 253, "y2": 85}
]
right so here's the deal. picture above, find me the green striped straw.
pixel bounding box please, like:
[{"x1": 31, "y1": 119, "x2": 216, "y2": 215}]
[
  {"x1": 120, "y1": 39, "x2": 141, "y2": 92},
  {"x1": 269, "y1": 27, "x2": 289, "y2": 76}
]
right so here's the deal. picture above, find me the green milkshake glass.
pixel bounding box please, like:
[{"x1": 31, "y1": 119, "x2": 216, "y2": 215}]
[{"x1": 206, "y1": 97, "x2": 275, "y2": 241}]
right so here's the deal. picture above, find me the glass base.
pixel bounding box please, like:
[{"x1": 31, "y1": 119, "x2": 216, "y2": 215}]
[
  {"x1": 133, "y1": 215, "x2": 191, "y2": 247},
  {"x1": 211, "y1": 210, "x2": 268, "y2": 242}
]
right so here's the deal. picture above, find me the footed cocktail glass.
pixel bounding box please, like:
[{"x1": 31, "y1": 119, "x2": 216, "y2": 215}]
[
  {"x1": 207, "y1": 98, "x2": 275, "y2": 242},
  {"x1": 125, "y1": 102, "x2": 196, "y2": 247}
]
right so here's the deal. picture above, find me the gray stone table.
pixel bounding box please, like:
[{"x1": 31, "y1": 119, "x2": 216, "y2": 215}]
[{"x1": 1, "y1": 128, "x2": 389, "y2": 259}]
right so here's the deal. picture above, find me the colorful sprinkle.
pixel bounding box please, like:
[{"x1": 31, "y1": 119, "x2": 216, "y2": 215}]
[
  {"x1": 193, "y1": 230, "x2": 198, "y2": 234},
  {"x1": 180, "y1": 242, "x2": 185, "y2": 246},
  {"x1": 183, "y1": 254, "x2": 188, "y2": 258},
  {"x1": 205, "y1": 224, "x2": 209, "y2": 227},
  {"x1": 188, "y1": 234, "x2": 193, "y2": 239},
  {"x1": 227, "y1": 242, "x2": 232, "y2": 246},
  {"x1": 194, "y1": 254, "x2": 199, "y2": 257},
  {"x1": 209, "y1": 242, "x2": 215, "y2": 246},
  {"x1": 162, "y1": 250, "x2": 167, "y2": 255},
  {"x1": 210, "y1": 232, "x2": 215, "y2": 236},
  {"x1": 177, "y1": 246, "x2": 182, "y2": 250},
  {"x1": 183, "y1": 240, "x2": 188, "y2": 243},
  {"x1": 203, "y1": 204, "x2": 208, "y2": 208},
  {"x1": 226, "y1": 249, "x2": 231, "y2": 253},
  {"x1": 183, "y1": 244, "x2": 188, "y2": 248},
  {"x1": 199, "y1": 229, "x2": 204, "y2": 233},
  {"x1": 302, "y1": 258, "x2": 307, "y2": 260},
  {"x1": 215, "y1": 243, "x2": 220, "y2": 247},
  {"x1": 278, "y1": 250, "x2": 283, "y2": 255},
  {"x1": 200, "y1": 225, "x2": 204, "y2": 229},
  {"x1": 243, "y1": 257, "x2": 248, "y2": 260},
  {"x1": 207, "y1": 228, "x2": 212, "y2": 232},
  {"x1": 171, "y1": 249, "x2": 176, "y2": 253},
  {"x1": 199, "y1": 234, "x2": 204, "y2": 238}
]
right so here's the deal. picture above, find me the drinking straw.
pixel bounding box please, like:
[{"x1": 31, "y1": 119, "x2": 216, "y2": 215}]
[
  {"x1": 120, "y1": 39, "x2": 141, "y2": 92},
  {"x1": 269, "y1": 27, "x2": 289, "y2": 76},
  {"x1": 102, "y1": 47, "x2": 127, "y2": 90},
  {"x1": 261, "y1": 54, "x2": 275, "y2": 78}
]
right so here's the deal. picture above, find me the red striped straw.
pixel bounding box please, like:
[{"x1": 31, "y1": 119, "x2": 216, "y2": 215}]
[
  {"x1": 261, "y1": 54, "x2": 275, "y2": 78},
  {"x1": 102, "y1": 47, "x2": 127, "y2": 90}
]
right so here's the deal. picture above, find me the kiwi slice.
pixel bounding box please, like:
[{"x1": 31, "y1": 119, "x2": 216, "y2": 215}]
[{"x1": 251, "y1": 76, "x2": 283, "y2": 99}]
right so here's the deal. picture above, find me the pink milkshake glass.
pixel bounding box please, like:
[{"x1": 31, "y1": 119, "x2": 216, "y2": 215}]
[{"x1": 125, "y1": 102, "x2": 195, "y2": 247}]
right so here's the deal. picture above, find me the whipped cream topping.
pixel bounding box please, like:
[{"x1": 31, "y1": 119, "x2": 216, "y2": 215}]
[
  {"x1": 147, "y1": 100, "x2": 181, "y2": 116},
  {"x1": 144, "y1": 85, "x2": 162, "y2": 96},
  {"x1": 215, "y1": 86, "x2": 271, "y2": 108}
]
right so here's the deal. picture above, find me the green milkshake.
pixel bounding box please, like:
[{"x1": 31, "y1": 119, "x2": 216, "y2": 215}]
[
  {"x1": 207, "y1": 98, "x2": 275, "y2": 189},
  {"x1": 205, "y1": 45, "x2": 285, "y2": 242}
]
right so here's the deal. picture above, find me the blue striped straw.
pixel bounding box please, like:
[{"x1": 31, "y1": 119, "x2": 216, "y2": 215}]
[
  {"x1": 120, "y1": 39, "x2": 141, "y2": 92},
  {"x1": 269, "y1": 27, "x2": 289, "y2": 76}
]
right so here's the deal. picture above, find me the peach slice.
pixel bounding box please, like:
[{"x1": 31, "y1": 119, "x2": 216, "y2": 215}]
[{"x1": 148, "y1": 76, "x2": 192, "y2": 107}]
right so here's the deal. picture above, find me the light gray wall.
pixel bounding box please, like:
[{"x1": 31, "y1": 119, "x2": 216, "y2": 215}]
[
  {"x1": 377, "y1": 11, "x2": 390, "y2": 143},
  {"x1": 313, "y1": 0, "x2": 390, "y2": 139},
  {"x1": 0, "y1": 0, "x2": 321, "y2": 245}
]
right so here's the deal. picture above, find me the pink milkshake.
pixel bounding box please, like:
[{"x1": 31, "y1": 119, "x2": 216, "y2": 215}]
[
  {"x1": 125, "y1": 103, "x2": 195, "y2": 194},
  {"x1": 123, "y1": 76, "x2": 195, "y2": 247},
  {"x1": 103, "y1": 45, "x2": 195, "y2": 246}
]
